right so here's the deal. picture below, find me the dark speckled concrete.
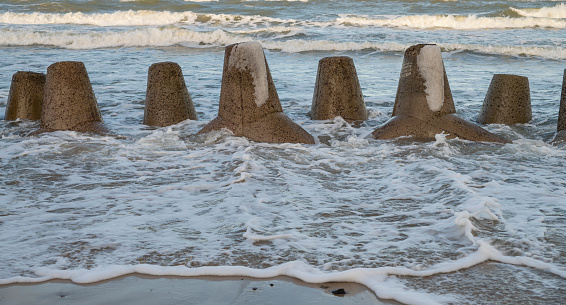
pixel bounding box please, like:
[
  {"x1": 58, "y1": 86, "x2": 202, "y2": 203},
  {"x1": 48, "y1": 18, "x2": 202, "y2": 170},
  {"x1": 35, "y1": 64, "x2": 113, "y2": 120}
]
[
  {"x1": 372, "y1": 44, "x2": 508, "y2": 143},
  {"x1": 557, "y1": 69, "x2": 566, "y2": 133},
  {"x1": 198, "y1": 42, "x2": 314, "y2": 144},
  {"x1": 478, "y1": 74, "x2": 532, "y2": 125},
  {"x1": 5, "y1": 71, "x2": 45, "y2": 121},
  {"x1": 34, "y1": 61, "x2": 109, "y2": 135},
  {"x1": 310, "y1": 56, "x2": 367, "y2": 122},
  {"x1": 553, "y1": 130, "x2": 566, "y2": 145},
  {"x1": 552, "y1": 69, "x2": 566, "y2": 145},
  {"x1": 143, "y1": 62, "x2": 197, "y2": 127}
]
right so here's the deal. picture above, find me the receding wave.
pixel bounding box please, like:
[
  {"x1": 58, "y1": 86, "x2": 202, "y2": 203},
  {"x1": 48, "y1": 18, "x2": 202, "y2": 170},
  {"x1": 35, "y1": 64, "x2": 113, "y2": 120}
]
[
  {"x1": 336, "y1": 14, "x2": 566, "y2": 29},
  {"x1": 440, "y1": 43, "x2": 566, "y2": 60},
  {"x1": 2, "y1": 10, "x2": 566, "y2": 29},
  {"x1": 0, "y1": 27, "x2": 406, "y2": 52},
  {"x1": 1, "y1": 27, "x2": 564, "y2": 60},
  {"x1": 266, "y1": 40, "x2": 566, "y2": 59},
  {"x1": 510, "y1": 3, "x2": 566, "y2": 19}
]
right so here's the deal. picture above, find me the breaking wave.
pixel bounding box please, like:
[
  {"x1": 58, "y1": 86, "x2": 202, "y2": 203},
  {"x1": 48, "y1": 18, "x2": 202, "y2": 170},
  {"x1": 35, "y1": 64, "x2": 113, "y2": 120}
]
[
  {"x1": 0, "y1": 10, "x2": 289, "y2": 27},
  {"x1": 1, "y1": 10, "x2": 566, "y2": 29},
  {"x1": 510, "y1": 3, "x2": 566, "y2": 19},
  {"x1": 336, "y1": 13, "x2": 566, "y2": 29}
]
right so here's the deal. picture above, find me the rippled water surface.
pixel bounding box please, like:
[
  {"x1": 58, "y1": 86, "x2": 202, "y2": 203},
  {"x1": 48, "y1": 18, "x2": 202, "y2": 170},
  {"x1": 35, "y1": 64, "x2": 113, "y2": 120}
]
[{"x1": 1, "y1": 0, "x2": 565, "y2": 304}]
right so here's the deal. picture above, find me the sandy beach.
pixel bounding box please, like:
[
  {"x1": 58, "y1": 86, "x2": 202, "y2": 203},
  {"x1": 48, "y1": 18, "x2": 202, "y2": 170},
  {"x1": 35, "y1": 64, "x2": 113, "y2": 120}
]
[{"x1": 0, "y1": 275, "x2": 399, "y2": 305}]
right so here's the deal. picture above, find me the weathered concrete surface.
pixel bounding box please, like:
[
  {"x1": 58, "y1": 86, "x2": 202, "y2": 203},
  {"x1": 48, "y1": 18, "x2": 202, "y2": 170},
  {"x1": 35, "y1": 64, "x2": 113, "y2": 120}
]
[
  {"x1": 35, "y1": 61, "x2": 109, "y2": 134},
  {"x1": 552, "y1": 69, "x2": 566, "y2": 144},
  {"x1": 478, "y1": 74, "x2": 532, "y2": 125},
  {"x1": 390, "y1": 45, "x2": 456, "y2": 120},
  {"x1": 310, "y1": 56, "x2": 367, "y2": 121},
  {"x1": 198, "y1": 42, "x2": 314, "y2": 144},
  {"x1": 5, "y1": 71, "x2": 45, "y2": 121},
  {"x1": 557, "y1": 69, "x2": 566, "y2": 133},
  {"x1": 144, "y1": 62, "x2": 197, "y2": 127},
  {"x1": 372, "y1": 44, "x2": 508, "y2": 143}
]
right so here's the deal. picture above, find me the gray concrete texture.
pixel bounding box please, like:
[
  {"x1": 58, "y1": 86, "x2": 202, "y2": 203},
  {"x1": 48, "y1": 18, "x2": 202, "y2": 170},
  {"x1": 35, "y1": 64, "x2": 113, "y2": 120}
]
[
  {"x1": 5, "y1": 71, "x2": 45, "y2": 121},
  {"x1": 310, "y1": 56, "x2": 367, "y2": 121},
  {"x1": 478, "y1": 74, "x2": 532, "y2": 125},
  {"x1": 37, "y1": 61, "x2": 109, "y2": 134},
  {"x1": 198, "y1": 42, "x2": 315, "y2": 144},
  {"x1": 143, "y1": 62, "x2": 198, "y2": 127},
  {"x1": 372, "y1": 44, "x2": 508, "y2": 143}
]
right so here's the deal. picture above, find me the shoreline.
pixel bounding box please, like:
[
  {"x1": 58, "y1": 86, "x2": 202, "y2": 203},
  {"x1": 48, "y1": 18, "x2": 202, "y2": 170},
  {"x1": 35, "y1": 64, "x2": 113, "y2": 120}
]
[{"x1": 0, "y1": 274, "x2": 400, "y2": 305}]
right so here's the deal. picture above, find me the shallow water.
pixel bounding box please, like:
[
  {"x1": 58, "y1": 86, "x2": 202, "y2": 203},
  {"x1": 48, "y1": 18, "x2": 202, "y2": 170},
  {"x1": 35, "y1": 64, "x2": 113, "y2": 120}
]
[{"x1": 1, "y1": 0, "x2": 565, "y2": 304}]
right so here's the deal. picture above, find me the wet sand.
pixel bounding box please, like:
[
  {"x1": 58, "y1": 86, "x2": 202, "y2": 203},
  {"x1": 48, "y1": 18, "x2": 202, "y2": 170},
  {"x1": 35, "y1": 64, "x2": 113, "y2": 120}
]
[{"x1": 0, "y1": 275, "x2": 401, "y2": 305}]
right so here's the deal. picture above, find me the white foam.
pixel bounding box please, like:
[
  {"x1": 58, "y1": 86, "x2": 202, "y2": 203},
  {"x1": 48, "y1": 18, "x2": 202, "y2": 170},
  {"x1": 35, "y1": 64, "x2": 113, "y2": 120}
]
[
  {"x1": 2, "y1": 119, "x2": 566, "y2": 303},
  {"x1": 1, "y1": 243, "x2": 563, "y2": 304},
  {"x1": 228, "y1": 41, "x2": 269, "y2": 107},
  {"x1": 2, "y1": 11, "x2": 566, "y2": 29},
  {"x1": 243, "y1": 223, "x2": 306, "y2": 242},
  {"x1": 510, "y1": 3, "x2": 566, "y2": 19},
  {"x1": 0, "y1": 10, "x2": 200, "y2": 27},
  {"x1": 417, "y1": 45, "x2": 444, "y2": 112},
  {"x1": 336, "y1": 14, "x2": 566, "y2": 29},
  {"x1": 0, "y1": 10, "x2": 291, "y2": 27}
]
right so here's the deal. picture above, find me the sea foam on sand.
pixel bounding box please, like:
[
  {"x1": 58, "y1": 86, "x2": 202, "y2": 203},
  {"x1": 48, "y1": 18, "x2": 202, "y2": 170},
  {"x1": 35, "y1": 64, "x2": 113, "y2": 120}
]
[{"x1": 2, "y1": 240, "x2": 564, "y2": 305}]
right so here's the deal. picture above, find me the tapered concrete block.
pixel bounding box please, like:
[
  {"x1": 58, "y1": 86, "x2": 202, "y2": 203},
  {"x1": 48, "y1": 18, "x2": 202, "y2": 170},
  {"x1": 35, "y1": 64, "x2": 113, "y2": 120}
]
[
  {"x1": 4, "y1": 71, "x2": 45, "y2": 121},
  {"x1": 144, "y1": 62, "x2": 197, "y2": 127},
  {"x1": 391, "y1": 45, "x2": 456, "y2": 120},
  {"x1": 36, "y1": 61, "x2": 109, "y2": 134},
  {"x1": 310, "y1": 56, "x2": 367, "y2": 121},
  {"x1": 372, "y1": 44, "x2": 508, "y2": 143},
  {"x1": 198, "y1": 42, "x2": 314, "y2": 144},
  {"x1": 552, "y1": 69, "x2": 566, "y2": 144},
  {"x1": 478, "y1": 74, "x2": 532, "y2": 125}
]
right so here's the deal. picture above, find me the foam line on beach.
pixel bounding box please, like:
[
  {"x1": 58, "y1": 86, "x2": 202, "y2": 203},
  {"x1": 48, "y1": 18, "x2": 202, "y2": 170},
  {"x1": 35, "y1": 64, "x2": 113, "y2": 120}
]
[{"x1": 1, "y1": 242, "x2": 563, "y2": 305}]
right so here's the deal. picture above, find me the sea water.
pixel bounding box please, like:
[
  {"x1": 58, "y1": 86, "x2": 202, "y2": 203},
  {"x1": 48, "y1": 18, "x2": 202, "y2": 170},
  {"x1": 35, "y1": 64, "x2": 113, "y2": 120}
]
[{"x1": 0, "y1": 0, "x2": 565, "y2": 304}]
